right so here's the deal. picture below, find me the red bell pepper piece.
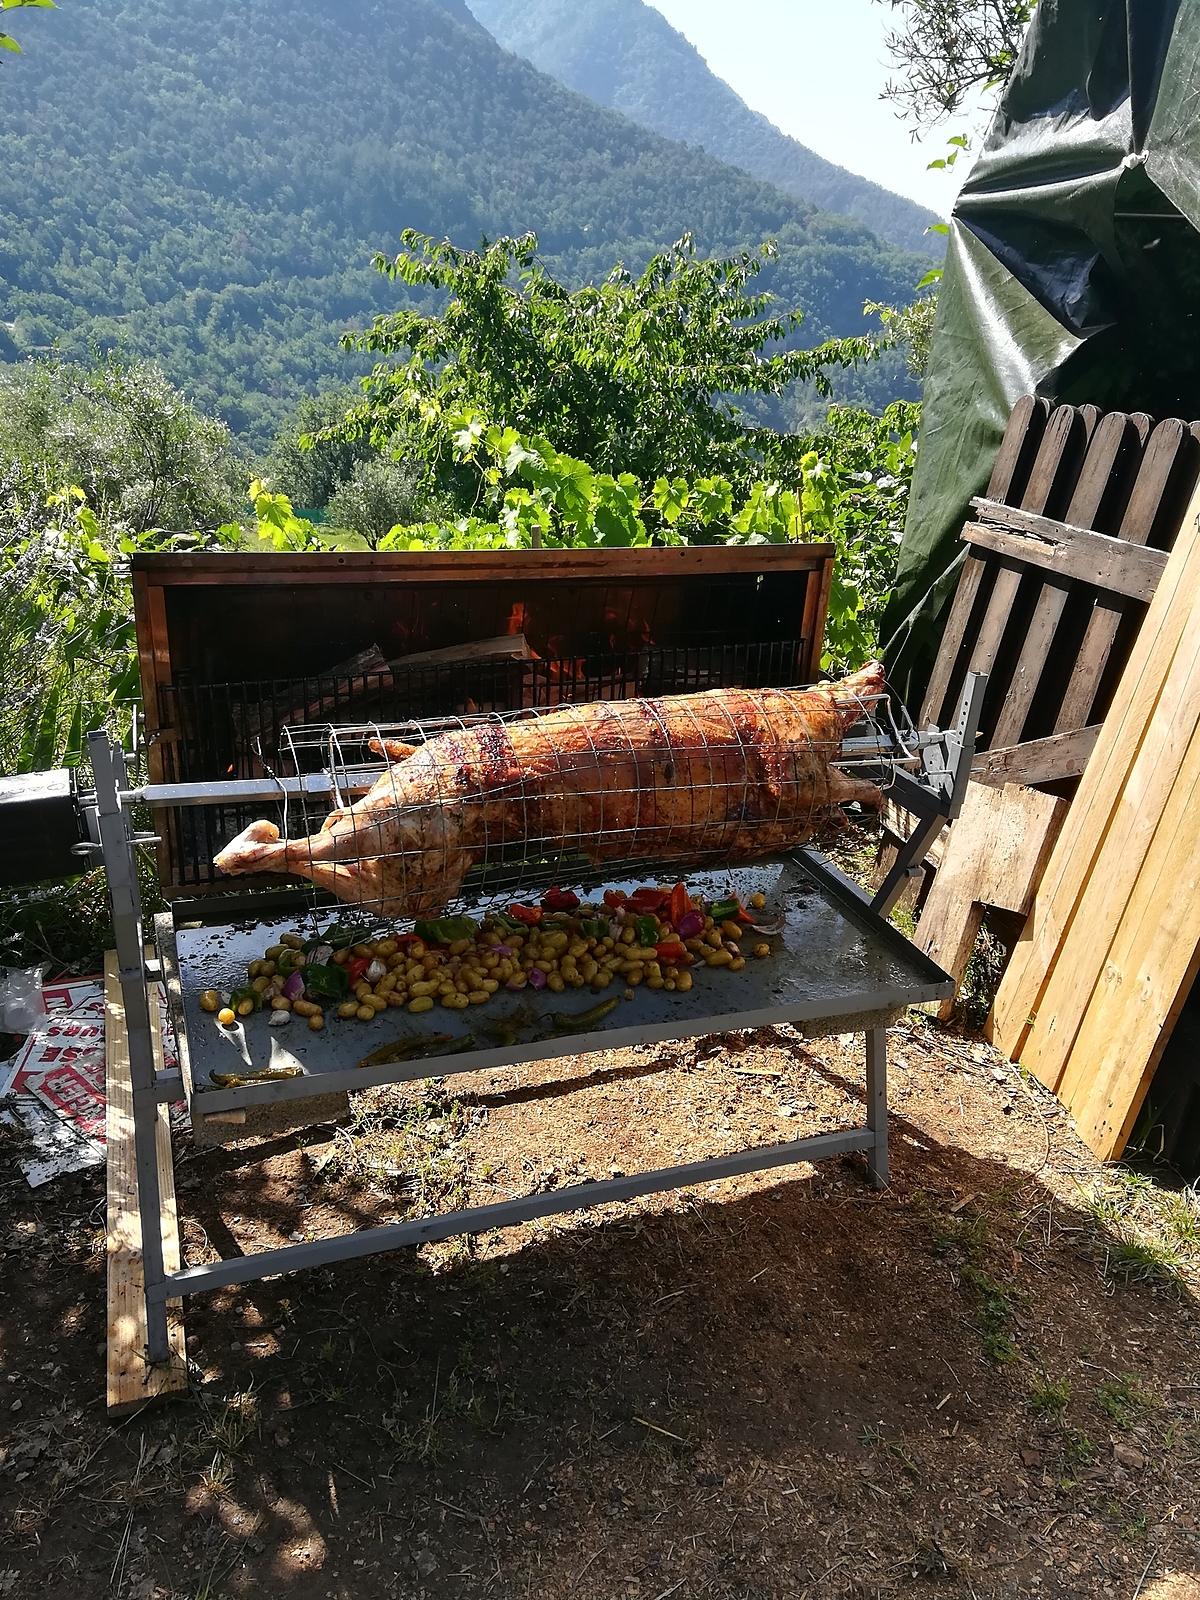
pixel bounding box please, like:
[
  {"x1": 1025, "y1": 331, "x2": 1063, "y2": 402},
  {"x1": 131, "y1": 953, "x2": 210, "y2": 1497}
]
[
  {"x1": 629, "y1": 886, "x2": 668, "y2": 914},
  {"x1": 541, "y1": 887, "x2": 580, "y2": 912},
  {"x1": 736, "y1": 906, "x2": 754, "y2": 925},
  {"x1": 668, "y1": 881, "x2": 690, "y2": 928},
  {"x1": 508, "y1": 903, "x2": 542, "y2": 926},
  {"x1": 602, "y1": 888, "x2": 628, "y2": 909},
  {"x1": 655, "y1": 940, "x2": 689, "y2": 965},
  {"x1": 347, "y1": 956, "x2": 370, "y2": 985}
]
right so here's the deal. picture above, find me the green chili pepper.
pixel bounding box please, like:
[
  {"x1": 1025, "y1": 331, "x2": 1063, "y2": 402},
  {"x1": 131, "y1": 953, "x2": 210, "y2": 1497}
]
[
  {"x1": 414, "y1": 915, "x2": 480, "y2": 945},
  {"x1": 229, "y1": 984, "x2": 260, "y2": 1012},
  {"x1": 320, "y1": 921, "x2": 372, "y2": 950},
  {"x1": 634, "y1": 914, "x2": 659, "y2": 947},
  {"x1": 549, "y1": 996, "x2": 621, "y2": 1033},
  {"x1": 209, "y1": 1065, "x2": 305, "y2": 1088},
  {"x1": 578, "y1": 917, "x2": 610, "y2": 941},
  {"x1": 709, "y1": 897, "x2": 740, "y2": 923},
  {"x1": 481, "y1": 1020, "x2": 523, "y2": 1047},
  {"x1": 302, "y1": 963, "x2": 350, "y2": 1001},
  {"x1": 356, "y1": 1033, "x2": 464, "y2": 1069}
]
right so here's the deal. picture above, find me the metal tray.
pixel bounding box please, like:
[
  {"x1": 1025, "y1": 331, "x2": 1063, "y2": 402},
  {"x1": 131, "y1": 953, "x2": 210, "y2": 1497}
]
[{"x1": 160, "y1": 854, "x2": 953, "y2": 1114}]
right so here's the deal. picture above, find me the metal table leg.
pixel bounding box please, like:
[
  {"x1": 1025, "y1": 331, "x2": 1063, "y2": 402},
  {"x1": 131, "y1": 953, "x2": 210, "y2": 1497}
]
[{"x1": 865, "y1": 1026, "x2": 888, "y2": 1189}]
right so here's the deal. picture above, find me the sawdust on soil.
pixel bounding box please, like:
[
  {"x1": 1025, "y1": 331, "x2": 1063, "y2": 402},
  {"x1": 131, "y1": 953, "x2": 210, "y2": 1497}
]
[{"x1": 2, "y1": 1015, "x2": 1200, "y2": 1600}]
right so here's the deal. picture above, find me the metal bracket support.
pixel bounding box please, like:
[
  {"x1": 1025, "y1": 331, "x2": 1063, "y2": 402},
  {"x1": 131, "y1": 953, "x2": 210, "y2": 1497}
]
[
  {"x1": 89, "y1": 730, "x2": 173, "y2": 1367},
  {"x1": 869, "y1": 672, "x2": 987, "y2": 919}
]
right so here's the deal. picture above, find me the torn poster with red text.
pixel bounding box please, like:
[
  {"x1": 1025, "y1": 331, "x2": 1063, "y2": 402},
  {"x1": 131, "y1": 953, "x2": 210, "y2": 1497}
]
[{"x1": 0, "y1": 975, "x2": 178, "y2": 1187}]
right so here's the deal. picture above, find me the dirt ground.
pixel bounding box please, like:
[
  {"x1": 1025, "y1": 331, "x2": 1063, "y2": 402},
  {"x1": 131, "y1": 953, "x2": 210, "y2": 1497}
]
[{"x1": 2, "y1": 1014, "x2": 1199, "y2": 1600}]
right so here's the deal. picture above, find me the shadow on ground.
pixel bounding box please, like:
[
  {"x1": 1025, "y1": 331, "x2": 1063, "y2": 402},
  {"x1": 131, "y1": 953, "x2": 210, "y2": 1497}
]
[{"x1": 2, "y1": 1030, "x2": 1199, "y2": 1600}]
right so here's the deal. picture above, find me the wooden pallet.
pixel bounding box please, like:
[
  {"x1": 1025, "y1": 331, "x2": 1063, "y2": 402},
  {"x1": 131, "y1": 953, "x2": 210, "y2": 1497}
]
[
  {"x1": 922, "y1": 400, "x2": 1200, "y2": 784},
  {"x1": 913, "y1": 781, "x2": 1068, "y2": 1021},
  {"x1": 886, "y1": 400, "x2": 1200, "y2": 1017},
  {"x1": 990, "y1": 481, "x2": 1200, "y2": 1157},
  {"x1": 105, "y1": 953, "x2": 188, "y2": 1416}
]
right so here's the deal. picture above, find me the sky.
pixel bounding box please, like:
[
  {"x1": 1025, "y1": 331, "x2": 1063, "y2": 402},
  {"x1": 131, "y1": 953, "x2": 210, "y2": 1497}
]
[{"x1": 648, "y1": 0, "x2": 987, "y2": 215}]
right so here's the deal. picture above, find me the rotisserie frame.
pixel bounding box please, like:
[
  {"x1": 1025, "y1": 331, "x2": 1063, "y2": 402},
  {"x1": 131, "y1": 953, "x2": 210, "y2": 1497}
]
[{"x1": 84, "y1": 667, "x2": 982, "y2": 1375}]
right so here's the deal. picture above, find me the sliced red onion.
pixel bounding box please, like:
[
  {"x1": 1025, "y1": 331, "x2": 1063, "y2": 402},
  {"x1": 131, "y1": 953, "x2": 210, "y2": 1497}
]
[
  {"x1": 675, "y1": 911, "x2": 704, "y2": 940},
  {"x1": 282, "y1": 971, "x2": 305, "y2": 1001},
  {"x1": 527, "y1": 967, "x2": 548, "y2": 990},
  {"x1": 493, "y1": 944, "x2": 514, "y2": 957}
]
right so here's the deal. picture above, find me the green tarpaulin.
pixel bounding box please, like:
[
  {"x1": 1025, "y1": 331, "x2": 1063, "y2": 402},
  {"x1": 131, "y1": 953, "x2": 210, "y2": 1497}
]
[{"x1": 883, "y1": 0, "x2": 1200, "y2": 703}]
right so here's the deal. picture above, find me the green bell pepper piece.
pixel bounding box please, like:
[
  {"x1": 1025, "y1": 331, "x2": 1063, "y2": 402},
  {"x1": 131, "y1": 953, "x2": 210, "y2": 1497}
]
[
  {"x1": 302, "y1": 963, "x2": 350, "y2": 1001},
  {"x1": 414, "y1": 915, "x2": 479, "y2": 945}
]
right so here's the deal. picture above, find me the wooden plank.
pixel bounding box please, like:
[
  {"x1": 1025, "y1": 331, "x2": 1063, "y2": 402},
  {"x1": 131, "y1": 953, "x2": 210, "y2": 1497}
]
[
  {"x1": 802, "y1": 559, "x2": 833, "y2": 680},
  {"x1": 987, "y1": 394, "x2": 1053, "y2": 505},
  {"x1": 1054, "y1": 714, "x2": 1200, "y2": 1155},
  {"x1": 1050, "y1": 413, "x2": 1200, "y2": 1153},
  {"x1": 919, "y1": 552, "x2": 987, "y2": 728},
  {"x1": 919, "y1": 396, "x2": 1051, "y2": 727},
  {"x1": 1054, "y1": 418, "x2": 1196, "y2": 734},
  {"x1": 106, "y1": 953, "x2": 187, "y2": 1417},
  {"x1": 915, "y1": 782, "x2": 1067, "y2": 1021},
  {"x1": 965, "y1": 557, "x2": 1025, "y2": 684},
  {"x1": 132, "y1": 573, "x2": 177, "y2": 886},
  {"x1": 964, "y1": 407, "x2": 1094, "y2": 690},
  {"x1": 972, "y1": 724, "x2": 1100, "y2": 788},
  {"x1": 1019, "y1": 404, "x2": 1098, "y2": 516},
  {"x1": 128, "y1": 546, "x2": 837, "y2": 582},
  {"x1": 983, "y1": 413, "x2": 1139, "y2": 747},
  {"x1": 880, "y1": 797, "x2": 947, "y2": 870},
  {"x1": 1017, "y1": 617, "x2": 1200, "y2": 1092},
  {"x1": 131, "y1": 570, "x2": 169, "y2": 737},
  {"x1": 960, "y1": 518, "x2": 1167, "y2": 603},
  {"x1": 968, "y1": 497, "x2": 1123, "y2": 543},
  {"x1": 991, "y1": 481, "x2": 1200, "y2": 1063}
]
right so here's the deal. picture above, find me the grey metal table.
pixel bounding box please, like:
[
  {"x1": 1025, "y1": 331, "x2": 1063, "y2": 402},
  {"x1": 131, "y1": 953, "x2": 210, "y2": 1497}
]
[{"x1": 144, "y1": 852, "x2": 952, "y2": 1307}]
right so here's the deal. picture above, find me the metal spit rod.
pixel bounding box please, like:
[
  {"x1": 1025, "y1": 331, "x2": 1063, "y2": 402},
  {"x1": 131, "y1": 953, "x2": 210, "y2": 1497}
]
[{"x1": 117, "y1": 729, "x2": 937, "y2": 810}]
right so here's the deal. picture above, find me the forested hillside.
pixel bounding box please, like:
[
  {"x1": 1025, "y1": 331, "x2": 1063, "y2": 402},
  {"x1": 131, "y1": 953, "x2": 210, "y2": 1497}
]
[
  {"x1": 470, "y1": 0, "x2": 939, "y2": 255},
  {"x1": 0, "y1": 0, "x2": 923, "y2": 446}
]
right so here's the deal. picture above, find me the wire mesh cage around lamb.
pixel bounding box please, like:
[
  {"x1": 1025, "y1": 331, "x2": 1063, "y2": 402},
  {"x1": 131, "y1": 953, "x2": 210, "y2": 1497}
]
[
  {"x1": 230, "y1": 670, "x2": 921, "y2": 921},
  {"x1": 159, "y1": 637, "x2": 814, "y2": 889}
]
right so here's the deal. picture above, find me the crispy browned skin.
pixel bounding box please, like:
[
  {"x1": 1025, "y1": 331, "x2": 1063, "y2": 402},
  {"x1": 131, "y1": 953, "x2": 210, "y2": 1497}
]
[{"x1": 215, "y1": 663, "x2": 885, "y2": 917}]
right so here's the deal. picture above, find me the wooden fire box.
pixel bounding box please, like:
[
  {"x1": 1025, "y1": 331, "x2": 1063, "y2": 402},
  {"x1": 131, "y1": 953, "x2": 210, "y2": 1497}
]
[{"x1": 131, "y1": 546, "x2": 835, "y2": 894}]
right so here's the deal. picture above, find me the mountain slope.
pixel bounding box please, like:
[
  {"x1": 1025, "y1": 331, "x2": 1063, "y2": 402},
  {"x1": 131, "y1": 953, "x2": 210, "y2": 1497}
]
[
  {"x1": 0, "y1": 0, "x2": 923, "y2": 446},
  {"x1": 470, "y1": 0, "x2": 938, "y2": 255}
]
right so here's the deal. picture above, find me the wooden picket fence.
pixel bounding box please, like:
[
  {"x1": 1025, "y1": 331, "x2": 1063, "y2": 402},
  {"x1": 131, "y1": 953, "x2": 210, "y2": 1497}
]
[{"x1": 921, "y1": 396, "x2": 1200, "y2": 788}]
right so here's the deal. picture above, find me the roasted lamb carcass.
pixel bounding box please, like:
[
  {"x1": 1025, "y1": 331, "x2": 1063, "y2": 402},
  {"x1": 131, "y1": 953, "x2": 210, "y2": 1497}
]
[{"x1": 214, "y1": 663, "x2": 886, "y2": 918}]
